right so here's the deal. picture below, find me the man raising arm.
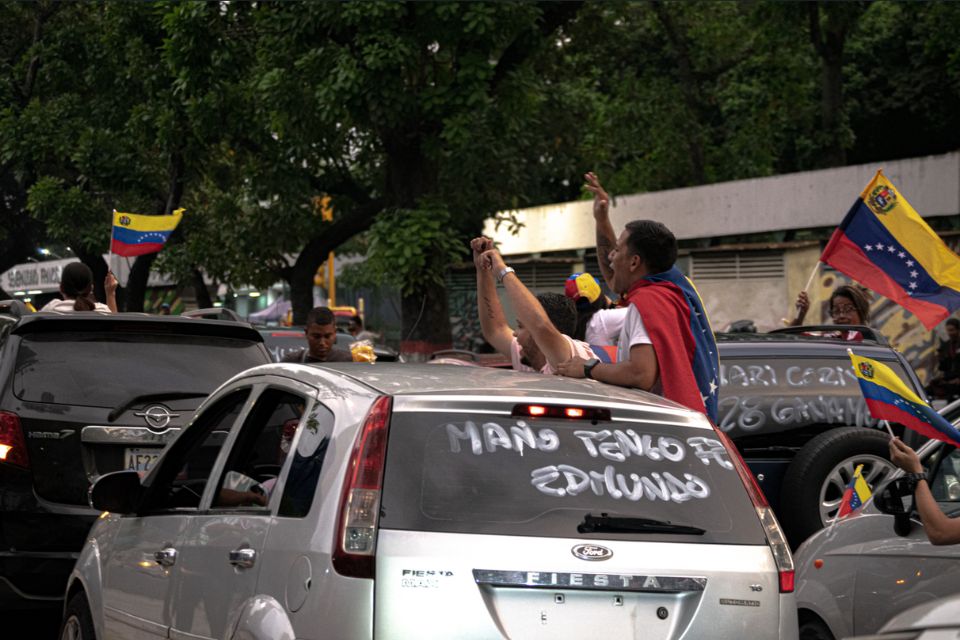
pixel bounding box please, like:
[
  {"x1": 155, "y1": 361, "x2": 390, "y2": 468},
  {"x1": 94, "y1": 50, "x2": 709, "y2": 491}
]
[{"x1": 472, "y1": 237, "x2": 592, "y2": 374}]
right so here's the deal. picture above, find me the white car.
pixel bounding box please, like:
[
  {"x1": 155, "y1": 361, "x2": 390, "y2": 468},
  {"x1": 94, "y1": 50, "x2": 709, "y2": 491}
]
[
  {"x1": 61, "y1": 363, "x2": 798, "y2": 640},
  {"x1": 846, "y1": 593, "x2": 960, "y2": 639}
]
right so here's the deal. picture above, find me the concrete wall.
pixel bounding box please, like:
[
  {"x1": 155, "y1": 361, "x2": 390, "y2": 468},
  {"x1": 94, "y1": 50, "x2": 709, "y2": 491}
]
[{"x1": 485, "y1": 151, "x2": 960, "y2": 256}]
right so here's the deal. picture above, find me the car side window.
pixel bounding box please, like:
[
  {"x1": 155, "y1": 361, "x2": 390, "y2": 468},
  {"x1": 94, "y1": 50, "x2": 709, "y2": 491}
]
[
  {"x1": 277, "y1": 402, "x2": 334, "y2": 518},
  {"x1": 930, "y1": 447, "x2": 960, "y2": 511},
  {"x1": 211, "y1": 388, "x2": 310, "y2": 511},
  {"x1": 141, "y1": 389, "x2": 250, "y2": 513}
]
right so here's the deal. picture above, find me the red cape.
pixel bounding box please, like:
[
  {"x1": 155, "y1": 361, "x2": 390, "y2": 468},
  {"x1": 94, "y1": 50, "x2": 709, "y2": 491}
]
[{"x1": 626, "y1": 279, "x2": 706, "y2": 415}]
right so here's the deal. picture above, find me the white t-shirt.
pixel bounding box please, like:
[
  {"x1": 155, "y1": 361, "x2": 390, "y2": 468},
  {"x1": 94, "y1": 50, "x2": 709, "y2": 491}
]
[
  {"x1": 586, "y1": 307, "x2": 629, "y2": 345},
  {"x1": 40, "y1": 299, "x2": 112, "y2": 313},
  {"x1": 616, "y1": 305, "x2": 661, "y2": 394},
  {"x1": 510, "y1": 335, "x2": 596, "y2": 375}
]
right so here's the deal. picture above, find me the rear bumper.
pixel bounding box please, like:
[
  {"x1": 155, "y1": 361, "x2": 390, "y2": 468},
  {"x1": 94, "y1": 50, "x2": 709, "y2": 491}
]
[{"x1": 0, "y1": 473, "x2": 98, "y2": 608}]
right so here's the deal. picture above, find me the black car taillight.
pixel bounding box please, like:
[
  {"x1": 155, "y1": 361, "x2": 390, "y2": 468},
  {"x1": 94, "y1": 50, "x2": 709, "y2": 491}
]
[
  {"x1": 332, "y1": 396, "x2": 392, "y2": 579},
  {"x1": 0, "y1": 411, "x2": 30, "y2": 469}
]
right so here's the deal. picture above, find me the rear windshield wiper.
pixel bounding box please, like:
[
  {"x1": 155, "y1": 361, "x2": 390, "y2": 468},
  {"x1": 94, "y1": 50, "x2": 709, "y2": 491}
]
[
  {"x1": 578, "y1": 513, "x2": 705, "y2": 536},
  {"x1": 108, "y1": 392, "x2": 209, "y2": 422}
]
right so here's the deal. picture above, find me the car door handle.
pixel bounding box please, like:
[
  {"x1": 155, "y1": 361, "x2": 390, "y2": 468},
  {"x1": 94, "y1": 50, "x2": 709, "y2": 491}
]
[
  {"x1": 229, "y1": 547, "x2": 256, "y2": 569},
  {"x1": 154, "y1": 547, "x2": 178, "y2": 567}
]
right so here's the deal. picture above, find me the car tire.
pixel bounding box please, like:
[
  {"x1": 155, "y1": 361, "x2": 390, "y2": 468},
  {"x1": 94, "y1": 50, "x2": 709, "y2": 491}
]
[
  {"x1": 798, "y1": 617, "x2": 835, "y2": 640},
  {"x1": 779, "y1": 427, "x2": 895, "y2": 548},
  {"x1": 60, "y1": 591, "x2": 96, "y2": 640}
]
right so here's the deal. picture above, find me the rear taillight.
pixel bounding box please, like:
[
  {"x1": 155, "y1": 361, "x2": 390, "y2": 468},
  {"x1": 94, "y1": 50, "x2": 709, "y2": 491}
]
[
  {"x1": 332, "y1": 396, "x2": 392, "y2": 579},
  {"x1": 0, "y1": 411, "x2": 29, "y2": 469},
  {"x1": 712, "y1": 426, "x2": 794, "y2": 593}
]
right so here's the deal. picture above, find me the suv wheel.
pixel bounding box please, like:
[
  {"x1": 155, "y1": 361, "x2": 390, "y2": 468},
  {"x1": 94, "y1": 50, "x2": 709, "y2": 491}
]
[
  {"x1": 60, "y1": 592, "x2": 96, "y2": 640},
  {"x1": 779, "y1": 427, "x2": 895, "y2": 547}
]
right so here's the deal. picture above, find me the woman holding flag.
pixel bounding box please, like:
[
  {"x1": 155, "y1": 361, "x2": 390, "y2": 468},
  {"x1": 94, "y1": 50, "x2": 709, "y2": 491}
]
[{"x1": 888, "y1": 437, "x2": 960, "y2": 546}]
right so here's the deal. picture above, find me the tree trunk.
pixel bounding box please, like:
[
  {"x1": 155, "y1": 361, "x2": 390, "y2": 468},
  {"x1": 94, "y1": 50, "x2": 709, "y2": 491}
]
[
  {"x1": 400, "y1": 286, "x2": 453, "y2": 361},
  {"x1": 192, "y1": 268, "x2": 212, "y2": 309},
  {"x1": 124, "y1": 253, "x2": 157, "y2": 312}
]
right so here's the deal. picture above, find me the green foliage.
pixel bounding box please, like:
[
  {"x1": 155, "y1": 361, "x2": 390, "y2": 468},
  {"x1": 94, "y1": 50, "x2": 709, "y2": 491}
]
[{"x1": 342, "y1": 205, "x2": 463, "y2": 297}]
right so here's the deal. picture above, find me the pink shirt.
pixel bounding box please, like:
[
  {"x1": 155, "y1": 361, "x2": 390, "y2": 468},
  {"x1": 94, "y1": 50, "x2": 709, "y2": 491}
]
[{"x1": 510, "y1": 335, "x2": 596, "y2": 375}]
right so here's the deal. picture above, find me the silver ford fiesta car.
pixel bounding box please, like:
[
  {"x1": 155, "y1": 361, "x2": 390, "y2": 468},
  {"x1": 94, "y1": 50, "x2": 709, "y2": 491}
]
[{"x1": 61, "y1": 364, "x2": 798, "y2": 640}]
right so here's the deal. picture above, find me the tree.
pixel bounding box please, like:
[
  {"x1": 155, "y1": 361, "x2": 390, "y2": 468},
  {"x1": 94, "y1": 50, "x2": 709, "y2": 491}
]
[{"x1": 233, "y1": 2, "x2": 591, "y2": 352}]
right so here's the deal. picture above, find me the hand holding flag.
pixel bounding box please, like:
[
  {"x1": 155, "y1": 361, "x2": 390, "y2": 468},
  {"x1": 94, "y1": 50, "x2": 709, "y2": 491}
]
[
  {"x1": 820, "y1": 171, "x2": 960, "y2": 329},
  {"x1": 849, "y1": 350, "x2": 960, "y2": 448}
]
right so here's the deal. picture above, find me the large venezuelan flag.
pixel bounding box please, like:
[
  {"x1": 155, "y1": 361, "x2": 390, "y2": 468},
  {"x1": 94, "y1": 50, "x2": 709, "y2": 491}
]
[
  {"x1": 820, "y1": 171, "x2": 960, "y2": 329},
  {"x1": 849, "y1": 351, "x2": 960, "y2": 448},
  {"x1": 626, "y1": 267, "x2": 720, "y2": 423},
  {"x1": 111, "y1": 208, "x2": 184, "y2": 257}
]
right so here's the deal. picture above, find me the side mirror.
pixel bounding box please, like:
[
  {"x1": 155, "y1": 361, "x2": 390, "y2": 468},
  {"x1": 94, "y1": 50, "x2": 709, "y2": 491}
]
[
  {"x1": 89, "y1": 470, "x2": 143, "y2": 514},
  {"x1": 873, "y1": 477, "x2": 914, "y2": 537}
]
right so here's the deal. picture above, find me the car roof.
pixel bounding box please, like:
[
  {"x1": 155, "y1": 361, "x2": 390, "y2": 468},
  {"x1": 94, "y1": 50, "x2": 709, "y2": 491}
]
[
  {"x1": 716, "y1": 332, "x2": 903, "y2": 359},
  {"x1": 252, "y1": 362, "x2": 701, "y2": 416},
  {"x1": 10, "y1": 312, "x2": 265, "y2": 342}
]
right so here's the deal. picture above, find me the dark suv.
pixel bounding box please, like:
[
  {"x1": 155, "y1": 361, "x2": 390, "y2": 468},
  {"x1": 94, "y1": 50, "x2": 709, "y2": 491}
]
[
  {"x1": 716, "y1": 325, "x2": 929, "y2": 548},
  {"x1": 0, "y1": 301, "x2": 270, "y2": 611}
]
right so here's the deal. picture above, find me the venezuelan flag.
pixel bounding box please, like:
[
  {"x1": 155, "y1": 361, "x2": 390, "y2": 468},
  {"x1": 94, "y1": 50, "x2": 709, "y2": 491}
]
[
  {"x1": 836, "y1": 463, "x2": 872, "y2": 519},
  {"x1": 820, "y1": 171, "x2": 960, "y2": 329},
  {"x1": 849, "y1": 351, "x2": 960, "y2": 447},
  {"x1": 111, "y1": 208, "x2": 184, "y2": 257}
]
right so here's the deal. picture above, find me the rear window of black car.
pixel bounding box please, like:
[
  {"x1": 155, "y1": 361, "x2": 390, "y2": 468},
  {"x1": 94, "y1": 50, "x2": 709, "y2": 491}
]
[
  {"x1": 380, "y1": 411, "x2": 765, "y2": 545},
  {"x1": 718, "y1": 356, "x2": 915, "y2": 437},
  {"x1": 13, "y1": 332, "x2": 267, "y2": 407}
]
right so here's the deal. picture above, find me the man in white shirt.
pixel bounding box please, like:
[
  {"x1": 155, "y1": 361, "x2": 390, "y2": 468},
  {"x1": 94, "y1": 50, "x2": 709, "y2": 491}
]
[{"x1": 472, "y1": 237, "x2": 595, "y2": 374}]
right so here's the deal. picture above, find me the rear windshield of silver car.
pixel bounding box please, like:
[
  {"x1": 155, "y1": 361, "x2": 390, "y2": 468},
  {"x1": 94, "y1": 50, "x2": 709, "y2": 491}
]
[
  {"x1": 718, "y1": 356, "x2": 915, "y2": 436},
  {"x1": 13, "y1": 332, "x2": 267, "y2": 407},
  {"x1": 381, "y1": 411, "x2": 766, "y2": 544}
]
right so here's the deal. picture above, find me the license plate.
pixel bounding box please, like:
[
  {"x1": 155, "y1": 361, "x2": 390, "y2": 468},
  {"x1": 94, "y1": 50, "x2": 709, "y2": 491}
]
[{"x1": 124, "y1": 448, "x2": 161, "y2": 474}]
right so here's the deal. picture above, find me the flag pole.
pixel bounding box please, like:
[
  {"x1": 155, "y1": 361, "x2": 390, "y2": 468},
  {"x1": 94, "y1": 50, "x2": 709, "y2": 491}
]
[
  {"x1": 108, "y1": 209, "x2": 116, "y2": 284},
  {"x1": 785, "y1": 260, "x2": 820, "y2": 325},
  {"x1": 880, "y1": 419, "x2": 896, "y2": 438}
]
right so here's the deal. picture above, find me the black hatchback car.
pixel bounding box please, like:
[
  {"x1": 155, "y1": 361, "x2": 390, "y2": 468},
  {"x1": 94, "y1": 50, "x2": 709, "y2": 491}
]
[
  {"x1": 0, "y1": 301, "x2": 270, "y2": 611},
  {"x1": 716, "y1": 325, "x2": 929, "y2": 548}
]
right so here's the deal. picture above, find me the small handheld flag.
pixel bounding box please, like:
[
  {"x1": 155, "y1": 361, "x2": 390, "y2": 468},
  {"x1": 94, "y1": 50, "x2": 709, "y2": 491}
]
[
  {"x1": 836, "y1": 463, "x2": 872, "y2": 519},
  {"x1": 111, "y1": 208, "x2": 184, "y2": 258},
  {"x1": 849, "y1": 350, "x2": 960, "y2": 448},
  {"x1": 820, "y1": 171, "x2": 960, "y2": 329}
]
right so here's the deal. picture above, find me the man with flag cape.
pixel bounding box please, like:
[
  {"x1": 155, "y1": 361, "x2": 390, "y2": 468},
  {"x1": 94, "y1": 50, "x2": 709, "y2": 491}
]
[{"x1": 556, "y1": 172, "x2": 719, "y2": 423}]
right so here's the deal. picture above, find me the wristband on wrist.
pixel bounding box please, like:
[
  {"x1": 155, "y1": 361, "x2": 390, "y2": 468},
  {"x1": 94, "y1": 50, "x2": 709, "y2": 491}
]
[{"x1": 496, "y1": 266, "x2": 515, "y2": 284}]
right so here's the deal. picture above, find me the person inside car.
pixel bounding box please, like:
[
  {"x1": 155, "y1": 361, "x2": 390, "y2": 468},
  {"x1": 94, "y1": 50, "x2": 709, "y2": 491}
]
[
  {"x1": 472, "y1": 237, "x2": 596, "y2": 374},
  {"x1": 282, "y1": 306, "x2": 352, "y2": 363},
  {"x1": 889, "y1": 436, "x2": 960, "y2": 545},
  {"x1": 791, "y1": 284, "x2": 872, "y2": 341},
  {"x1": 928, "y1": 318, "x2": 960, "y2": 401},
  {"x1": 41, "y1": 262, "x2": 118, "y2": 313}
]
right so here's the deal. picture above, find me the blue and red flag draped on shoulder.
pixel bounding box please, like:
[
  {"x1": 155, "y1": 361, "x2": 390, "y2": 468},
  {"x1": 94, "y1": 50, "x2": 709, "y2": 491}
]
[
  {"x1": 820, "y1": 171, "x2": 960, "y2": 329},
  {"x1": 625, "y1": 267, "x2": 720, "y2": 422}
]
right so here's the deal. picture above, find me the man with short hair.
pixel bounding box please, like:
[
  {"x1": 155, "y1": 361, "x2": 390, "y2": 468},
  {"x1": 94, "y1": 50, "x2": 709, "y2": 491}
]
[
  {"x1": 472, "y1": 237, "x2": 595, "y2": 374},
  {"x1": 556, "y1": 172, "x2": 720, "y2": 422},
  {"x1": 347, "y1": 314, "x2": 378, "y2": 342},
  {"x1": 283, "y1": 307, "x2": 353, "y2": 363}
]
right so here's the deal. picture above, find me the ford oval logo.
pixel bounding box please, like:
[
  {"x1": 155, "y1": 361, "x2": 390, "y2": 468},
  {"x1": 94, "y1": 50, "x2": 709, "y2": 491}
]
[{"x1": 571, "y1": 544, "x2": 613, "y2": 561}]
